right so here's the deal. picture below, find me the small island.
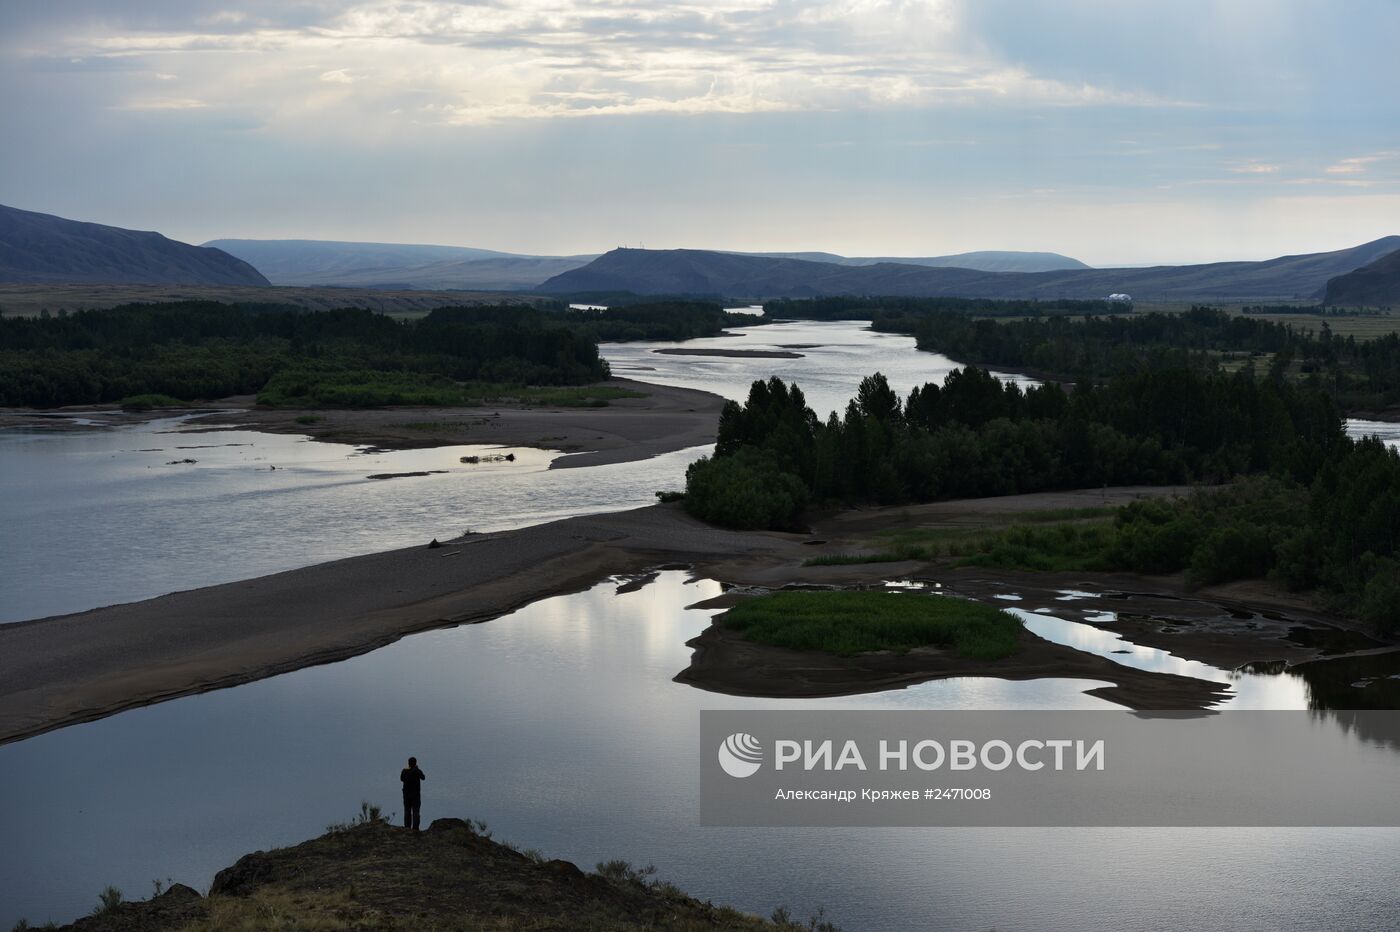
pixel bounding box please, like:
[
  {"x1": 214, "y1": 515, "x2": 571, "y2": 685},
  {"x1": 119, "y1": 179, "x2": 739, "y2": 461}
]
[{"x1": 677, "y1": 588, "x2": 1232, "y2": 709}]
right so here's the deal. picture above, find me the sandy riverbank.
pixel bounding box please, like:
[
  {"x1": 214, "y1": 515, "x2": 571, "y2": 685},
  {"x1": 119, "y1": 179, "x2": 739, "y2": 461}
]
[
  {"x1": 0, "y1": 505, "x2": 800, "y2": 745},
  {"x1": 192, "y1": 376, "x2": 726, "y2": 469},
  {"x1": 0, "y1": 376, "x2": 726, "y2": 470},
  {"x1": 652, "y1": 347, "x2": 803, "y2": 358},
  {"x1": 4, "y1": 486, "x2": 1381, "y2": 745}
]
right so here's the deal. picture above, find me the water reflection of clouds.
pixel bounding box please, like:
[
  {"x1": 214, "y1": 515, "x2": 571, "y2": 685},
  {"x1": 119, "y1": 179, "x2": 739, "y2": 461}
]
[
  {"x1": 1, "y1": 570, "x2": 1395, "y2": 932},
  {"x1": 1011, "y1": 608, "x2": 1313, "y2": 710},
  {"x1": 602, "y1": 320, "x2": 1035, "y2": 421}
]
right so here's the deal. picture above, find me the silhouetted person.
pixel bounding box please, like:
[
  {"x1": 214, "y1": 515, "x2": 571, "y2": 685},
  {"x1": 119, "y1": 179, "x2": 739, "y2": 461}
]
[{"x1": 401, "y1": 757, "x2": 426, "y2": 831}]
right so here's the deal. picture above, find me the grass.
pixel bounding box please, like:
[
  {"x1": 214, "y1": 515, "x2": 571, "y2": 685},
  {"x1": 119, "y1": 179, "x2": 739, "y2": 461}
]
[
  {"x1": 179, "y1": 890, "x2": 361, "y2": 931},
  {"x1": 954, "y1": 522, "x2": 1118, "y2": 572},
  {"x1": 117, "y1": 392, "x2": 185, "y2": 410},
  {"x1": 804, "y1": 508, "x2": 1119, "y2": 568},
  {"x1": 92, "y1": 885, "x2": 124, "y2": 916},
  {"x1": 1230, "y1": 311, "x2": 1400, "y2": 340},
  {"x1": 803, "y1": 552, "x2": 909, "y2": 566},
  {"x1": 720, "y1": 590, "x2": 1021, "y2": 660},
  {"x1": 326, "y1": 801, "x2": 388, "y2": 835}
]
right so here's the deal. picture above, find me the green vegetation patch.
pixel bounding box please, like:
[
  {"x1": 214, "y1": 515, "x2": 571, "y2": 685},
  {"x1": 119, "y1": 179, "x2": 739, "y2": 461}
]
[
  {"x1": 802, "y1": 552, "x2": 910, "y2": 566},
  {"x1": 804, "y1": 514, "x2": 1118, "y2": 569},
  {"x1": 117, "y1": 392, "x2": 185, "y2": 410},
  {"x1": 954, "y1": 522, "x2": 1118, "y2": 572},
  {"x1": 721, "y1": 590, "x2": 1021, "y2": 660}
]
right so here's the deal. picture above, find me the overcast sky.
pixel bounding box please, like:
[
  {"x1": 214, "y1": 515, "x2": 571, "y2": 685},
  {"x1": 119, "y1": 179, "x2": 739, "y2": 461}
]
[{"x1": 2, "y1": 0, "x2": 1398, "y2": 265}]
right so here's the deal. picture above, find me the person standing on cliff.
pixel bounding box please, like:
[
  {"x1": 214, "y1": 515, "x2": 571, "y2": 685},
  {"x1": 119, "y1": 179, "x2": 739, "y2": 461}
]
[{"x1": 400, "y1": 757, "x2": 426, "y2": 831}]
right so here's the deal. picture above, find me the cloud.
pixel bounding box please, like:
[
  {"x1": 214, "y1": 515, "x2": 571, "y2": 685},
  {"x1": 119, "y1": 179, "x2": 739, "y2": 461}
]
[
  {"x1": 112, "y1": 96, "x2": 207, "y2": 110},
  {"x1": 1326, "y1": 153, "x2": 1396, "y2": 175},
  {"x1": 2, "y1": 0, "x2": 1395, "y2": 263},
  {"x1": 9, "y1": 1, "x2": 1191, "y2": 126},
  {"x1": 1228, "y1": 161, "x2": 1280, "y2": 174}
]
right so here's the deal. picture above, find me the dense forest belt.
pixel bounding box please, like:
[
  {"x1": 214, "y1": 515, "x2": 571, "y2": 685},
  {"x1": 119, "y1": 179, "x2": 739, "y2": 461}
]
[
  {"x1": 0, "y1": 282, "x2": 548, "y2": 317},
  {"x1": 0, "y1": 299, "x2": 753, "y2": 408},
  {"x1": 0, "y1": 488, "x2": 1364, "y2": 746},
  {"x1": 191, "y1": 377, "x2": 726, "y2": 469},
  {"x1": 901, "y1": 306, "x2": 1400, "y2": 411}
]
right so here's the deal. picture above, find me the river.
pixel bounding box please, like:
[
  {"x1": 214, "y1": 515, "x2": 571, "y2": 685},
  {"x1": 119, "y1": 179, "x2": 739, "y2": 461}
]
[{"x1": 2, "y1": 320, "x2": 1398, "y2": 929}]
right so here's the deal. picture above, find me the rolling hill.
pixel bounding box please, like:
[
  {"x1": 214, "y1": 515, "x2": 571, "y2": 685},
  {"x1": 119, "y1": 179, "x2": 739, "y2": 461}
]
[
  {"x1": 1323, "y1": 248, "x2": 1400, "y2": 306},
  {"x1": 205, "y1": 239, "x2": 598, "y2": 291},
  {"x1": 0, "y1": 205, "x2": 269, "y2": 286},
  {"x1": 204, "y1": 239, "x2": 1087, "y2": 290},
  {"x1": 539, "y1": 239, "x2": 1400, "y2": 301},
  {"x1": 742, "y1": 250, "x2": 1090, "y2": 272}
]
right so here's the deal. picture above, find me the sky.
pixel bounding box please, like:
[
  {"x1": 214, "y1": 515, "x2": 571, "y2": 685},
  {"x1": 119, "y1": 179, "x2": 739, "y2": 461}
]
[{"x1": 2, "y1": 0, "x2": 1398, "y2": 266}]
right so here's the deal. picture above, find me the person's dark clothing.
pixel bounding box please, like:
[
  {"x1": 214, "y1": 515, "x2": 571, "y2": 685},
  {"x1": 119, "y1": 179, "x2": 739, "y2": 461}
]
[{"x1": 401, "y1": 766, "x2": 426, "y2": 830}]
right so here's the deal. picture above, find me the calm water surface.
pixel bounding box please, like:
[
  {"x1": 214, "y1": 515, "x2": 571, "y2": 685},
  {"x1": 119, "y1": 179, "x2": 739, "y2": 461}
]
[
  {"x1": 4, "y1": 571, "x2": 1398, "y2": 930},
  {"x1": 4, "y1": 320, "x2": 1400, "y2": 929},
  {"x1": 0, "y1": 421, "x2": 695, "y2": 624}
]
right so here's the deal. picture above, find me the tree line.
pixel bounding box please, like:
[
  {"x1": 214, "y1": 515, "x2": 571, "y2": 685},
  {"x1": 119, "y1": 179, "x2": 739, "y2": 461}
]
[
  {"x1": 0, "y1": 300, "x2": 748, "y2": 407},
  {"x1": 563, "y1": 302, "x2": 763, "y2": 342},
  {"x1": 682, "y1": 367, "x2": 1399, "y2": 632},
  {"x1": 761, "y1": 299, "x2": 1400, "y2": 410},
  {"x1": 874, "y1": 305, "x2": 1400, "y2": 410},
  {"x1": 762, "y1": 295, "x2": 1124, "y2": 321}
]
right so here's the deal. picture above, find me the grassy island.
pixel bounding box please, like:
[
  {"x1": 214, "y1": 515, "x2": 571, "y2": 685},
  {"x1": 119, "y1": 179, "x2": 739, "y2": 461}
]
[{"x1": 720, "y1": 591, "x2": 1021, "y2": 660}]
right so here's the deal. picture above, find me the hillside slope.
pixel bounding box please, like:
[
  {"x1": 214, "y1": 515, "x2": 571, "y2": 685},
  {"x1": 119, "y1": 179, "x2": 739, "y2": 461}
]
[
  {"x1": 51, "y1": 817, "x2": 811, "y2": 931},
  {"x1": 207, "y1": 238, "x2": 597, "y2": 290},
  {"x1": 0, "y1": 205, "x2": 269, "y2": 286},
  {"x1": 1323, "y1": 248, "x2": 1400, "y2": 306},
  {"x1": 745, "y1": 249, "x2": 1089, "y2": 272},
  {"x1": 541, "y1": 239, "x2": 1400, "y2": 301}
]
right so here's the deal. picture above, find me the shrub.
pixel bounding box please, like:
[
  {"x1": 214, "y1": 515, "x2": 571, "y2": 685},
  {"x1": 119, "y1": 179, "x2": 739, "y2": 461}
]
[
  {"x1": 1357, "y1": 558, "x2": 1400, "y2": 637},
  {"x1": 117, "y1": 393, "x2": 185, "y2": 410},
  {"x1": 683, "y1": 449, "x2": 808, "y2": 530},
  {"x1": 1185, "y1": 524, "x2": 1277, "y2": 587},
  {"x1": 92, "y1": 886, "x2": 123, "y2": 916}
]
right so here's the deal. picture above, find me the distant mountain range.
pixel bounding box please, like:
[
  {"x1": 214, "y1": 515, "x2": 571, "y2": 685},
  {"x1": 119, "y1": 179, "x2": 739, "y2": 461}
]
[
  {"x1": 204, "y1": 239, "x2": 599, "y2": 291},
  {"x1": 1323, "y1": 249, "x2": 1400, "y2": 306},
  {"x1": 0, "y1": 205, "x2": 268, "y2": 286},
  {"x1": 739, "y1": 250, "x2": 1089, "y2": 273},
  {"x1": 8, "y1": 203, "x2": 1395, "y2": 304},
  {"x1": 539, "y1": 239, "x2": 1400, "y2": 302},
  {"x1": 203, "y1": 240, "x2": 1087, "y2": 290}
]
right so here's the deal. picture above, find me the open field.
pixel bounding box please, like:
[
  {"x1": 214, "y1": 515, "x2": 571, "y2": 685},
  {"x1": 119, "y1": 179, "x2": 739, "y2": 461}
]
[
  {"x1": 978, "y1": 302, "x2": 1400, "y2": 340},
  {"x1": 1229, "y1": 310, "x2": 1400, "y2": 339},
  {"x1": 0, "y1": 283, "x2": 548, "y2": 318}
]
